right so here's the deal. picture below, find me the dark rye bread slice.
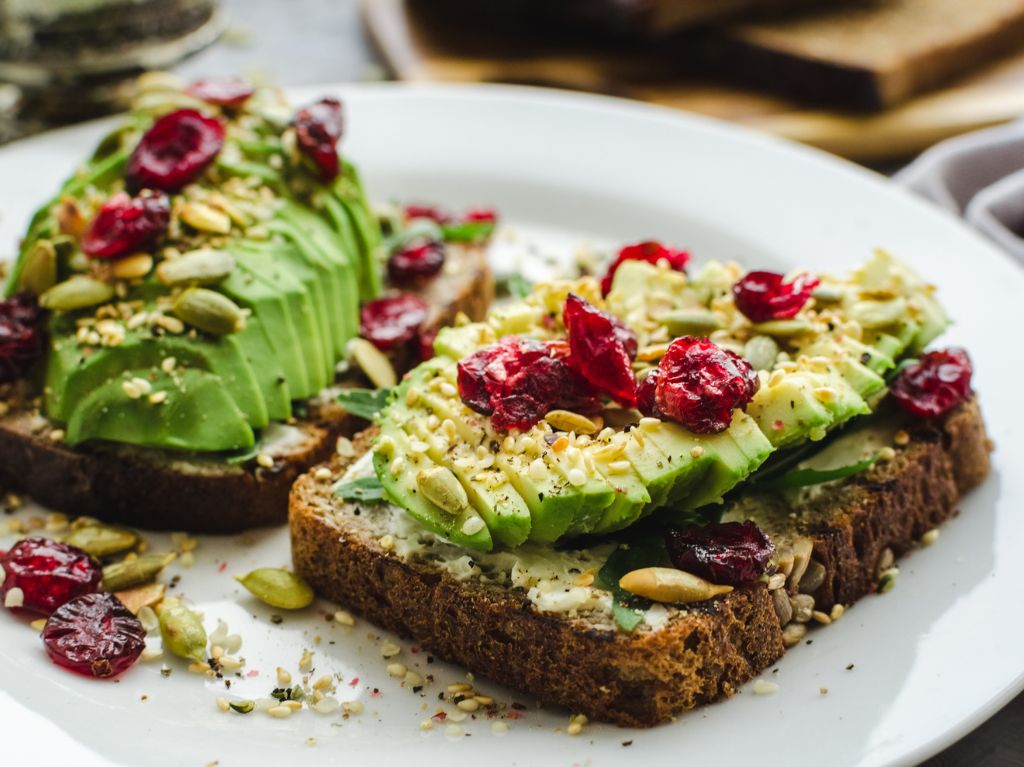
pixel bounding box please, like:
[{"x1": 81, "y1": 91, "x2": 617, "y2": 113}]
[
  {"x1": 0, "y1": 243, "x2": 493, "y2": 535},
  {"x1": 696, "y1": 0, "x2": 1024, "y2": 110},
  {"x1": 289, "y1": 398, "x2": 991, "y2": 726}
]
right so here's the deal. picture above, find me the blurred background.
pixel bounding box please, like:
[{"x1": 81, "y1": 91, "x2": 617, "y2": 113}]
[{"x1": 1, "y1": 0, "x2": 1023, "y2": 762}]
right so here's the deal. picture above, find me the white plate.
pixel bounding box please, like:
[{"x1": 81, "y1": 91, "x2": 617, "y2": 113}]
[{"x1": 0, "y1": 83, "x2": 1020, "y2": 767}]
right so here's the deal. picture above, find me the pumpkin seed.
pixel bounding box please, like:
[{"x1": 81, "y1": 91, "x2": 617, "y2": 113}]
[
  {"x1": 618, "y1": 566, "x2": 733, "y2": 604},
  {"x1": 172, "y1": 287, "x2": 244, "y2": 335},
  {"x1": 544, "y1": 409, "x2": 598, "y2": 435},
  {"x1": 236, "y1": 568, "x2": 315, "y2": 610},
  {"x1": 658, "y1": 308, "x2": 723, "y2": 336},
  {"x1": 40, "y1": 276, "x2": 114, "y2": 311},
  {"x1": 349, "y1": 337, "x2": 397, "y2": 389},
  {"x1": 111, "y1": 253, "x2": 154, "y2": 281},
  {"x1": 156, "y1": 248, "x2": 235, "y2": 287},
  {"x1": 229, "y1": 700, "x2": 255, "y2": 714},
  {"x1": 850, "y1": 297, "x2": 907, "y2": 329},
  {"x1": 416, "y1": 466, "x2": 468, "y2": 515},
  {"x1": 101, "y1": 552, "x2": 176, "y2": 591},
  {"x1": 179, "y1": 201, "x2": 232, "y2": 234},
  {"x1": 751, "y1": 319, "x2": 815, "y2": 337},
  {"x1": 19, "y1": 240, "x2": 57, "y2": 295},
  {"x1": 114, "y1": 582, "x2": 166, "y2": 614},
  {"x1": 157, "y1": 600, "x2": 208, "y2": 661},
  {"x1": 771, "y1": 587, "x2": 793, "y2": 625},
  {"x1": 787, "y1": 538, "x2": 814, "y2": 591},
  {"x1": 811, "y1": 284, "x2": 845, "y2": 303},
  {"x1": 66, "y1": 523, "x2": 138, "y2": 558},
  {"x1": 743, "y1": 335, "x2": 779, "y2": 371}
]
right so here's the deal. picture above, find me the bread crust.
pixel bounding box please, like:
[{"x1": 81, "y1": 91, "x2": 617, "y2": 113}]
[
  {"x1": 0, "y1": 244, "x2": 492, "y2": 534},
  {"x1": 289, "y1": 398, "x2": 991, "y2": 726}
]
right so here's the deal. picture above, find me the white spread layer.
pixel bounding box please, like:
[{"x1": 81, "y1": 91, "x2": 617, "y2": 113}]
[{"x1": 337, "y1": 455, "x2": 670, "y2": 627}]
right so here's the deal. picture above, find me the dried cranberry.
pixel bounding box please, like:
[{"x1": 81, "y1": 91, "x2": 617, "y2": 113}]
[
  {"x1": 1, "y1": 537, "x2": 102, "y2": 616},
  {"x1": 388, "y1": 238, "x2": 446, "y2": 285},
  {"x1": 0, "y1": 292, "x2": 45, "y2": 383},
  {"x1": 417, "y1": 327, "x2": 438, "y2": 361},
  {"x1": 666, "y1": 521, "x2": 775, "y2": 585},
  {"x1": 457, "y1": 336, "x2": 599, "y2": 431},
  {"x1": 890, "y1": 348, "x2": 972, "y2": 418},
  {"x1": 185, "y1": 77, "x2": 255, "y2": 108},
  {"x1": 654, "y1": 337, "x2": 758, "y2": 434},
  {"x1": 360, "y1": 293, "x2": 430, "y2": 352},
  {"x1": 126, "y1": 109, "x2": 225, "y2": 193},
  {"x1": 293, "y1": 97, "x2": 344, "y2": 182},
  {"x1": 732, "y1": 271, "x2": 820, "y2": 322},
  {"x1": 636, "y1": 368, "x2": 664, "y2": 419},
  {"x1": 563, "y1": 293, "x2": 638, "y2": 407},
  {"x1": 463, "y1": 208, "x2": 498, "y2": 224},
  {"x1": 82, "y1": 191, "x2": 170, "y2": 259},
  {"x1": 404, "y1": 204, "x2": 451, "y2": 224},
  {"x1": 601, "y1": 241, "x2": 690, "y2": 296},
  {"x1": 42, "y1": 593, "x2": 146, "y2": 678}
]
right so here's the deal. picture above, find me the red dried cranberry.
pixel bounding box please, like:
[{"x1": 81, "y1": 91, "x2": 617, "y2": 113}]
[
  {"x1": 890, "y1": 348, "x2": 972, "y2": 418},
  {"x1": 666, "y1": 521, "x2": 775, "y2": 585},
  {"x1": 82, "y1": 191, "x2": 170, "y2": 259},
  {"x1": 601, "y1": 241, "x2": 690, "y2": 296},
  {"x1": 293, "y1": 97, "x2": 344, "y2": 182},
  {"x1": 126, "y1": 109, "x2": 225, "y2": 193},
  {"x1": 457, "y1": 337, "x2": 599, "y2": 431},
  {"x1": 636, "y1": 368, "x2": 664, "y2": 419},
  {"x1": 1, "y1": 537, "x2": 102, "y2": 616},
  {"x1": 42, "y1": 593, "x2": 146, "y2": 678},
  {"x1": 185, "y1": 77, "x2": 255, "y2": 108},
  {"x1": 388, "y1": 238, "x2": 446, "y2": 285},
  {"x1": 404, "y1": 204, "x2": 451, "y2": 224},
  {"x1": 732, "y1": 271, "x2": 820, "y2": 322},
  {"x1": 654, "y1": 337, "x2": 758, "y2": 434},
  {"x1": 417, "y1": 327, "x2": 438, "y2": 361},
  {"x1": 463, "y1": 208, "x2": 498, "y2": 224},
  {"x1": 0, "y1": 292, "x2": 45, "y2": 383},
  {"x1": 360, "y1": 293, "x2": 429, "y2": 352},
  {"x1": 563, "y1": 293, "x2": 638, "y2": 407}
]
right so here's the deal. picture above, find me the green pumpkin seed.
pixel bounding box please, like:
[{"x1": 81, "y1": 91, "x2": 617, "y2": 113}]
[
  {"x1": 101, "y1": 552, "x2": 176, "y2": 592},
  {"x1": 416, "y1": 466, "x2": 468, "y2": 515},
  {"x1": 172, "y1": 287, "x2": 244, "y2": 335},
  {"x1": 349, "y1": 337, "x2": 397, "y2": 389},
  {"x1": 751, "y1": 319, "x2": 815, "y2": 338},
  {"x1": 229, "y1": 700, "x2": 255, "y2": 714},
  {"x1": 658, "y1": 308, "x2": 723, "y2": 336},
  {"x1": 157, "y1": 600, "x2": 208, "y2": 661},
  {"x1": 40, "y1": 276, "x2": 114, "y2": 311},
  {"x1": 156, "y1": 248, "x2": 235, "y2": 287},
  {"x1": 236, "y1": 568, "x2": 314, "y2": 610},
  {"x1": 19, "y1": 240, "x2": 57, "y2": 295},
  {"x1": 811, "y1": 284, "x2": 845, "y2": 303},
  {"x1": 849, "y1": 297, "x2": 907, "y2": 329},
  {"x1": 743, "y1": 335, "x2": 780, "y2": 371},
  {"x1": 66, "y1": 523, "x2": 138, "y2": 558}
]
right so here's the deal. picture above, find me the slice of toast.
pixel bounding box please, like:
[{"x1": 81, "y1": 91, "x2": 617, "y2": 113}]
[
  {"x1": 698, "y1": 0, "x2": 1024, "y2": 110},
  {"x1": 290, "y1": 398, "x2": 991, "y2": 726},
  {"x1": 0, "y1": 243, "x2": 493, "y2": 534}
]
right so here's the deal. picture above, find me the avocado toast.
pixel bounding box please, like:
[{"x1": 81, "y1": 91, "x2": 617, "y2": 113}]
[
  {"x1": 290, "y1": 247, "x2": 990, "y2": 725},
  {"x1": 0, "y1": 75, "x2": 493, "y2": 533}
]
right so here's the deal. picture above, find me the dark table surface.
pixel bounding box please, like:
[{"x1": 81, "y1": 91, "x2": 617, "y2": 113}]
[{"x1": 18, "y1": 0, "x2": 1024, "y2": 763}]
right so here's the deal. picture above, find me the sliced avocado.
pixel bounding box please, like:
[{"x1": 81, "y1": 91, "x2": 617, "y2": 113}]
[
  {"x1": 220, "y1": 259, "x2": 312, "y2": 397},
  {"x1": 622, "y1": 429, "x2": 711, "y2": 510},
  {"x1": 373, "y1": 421, "x2": 493, "y2": 551},
  {"x1": 65, "y1": 368, "x2": 254, "y2": 452},
  {"x1": 233, "y1": 316, "x2": 292, "y2": 421},
  {"x1": 544, "y1": 445, "x2": 617, "y2": 536},
  {"x1": 747, "y1": 372, "x2": 835, "y2": 448},
  {"x1": 434, "y1": 324, "x2": 494, "y2": 361},
  {"x1": 587, "y1": 457, "x2": 652, "y2": 534}
]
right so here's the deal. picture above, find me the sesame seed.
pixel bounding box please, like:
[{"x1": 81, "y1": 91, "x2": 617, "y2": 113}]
[
  {"x1": 567, "y1": 468, "x2": 587, "y2": 487},
  {"x1": 276, "y1": 667, "x2": 292, "y2": 686},
  {"x1": 282, "y1": 700, "x2": 303, "y2": 711},
  {"x1": 812, "y1": 610, "x2": 832, "y2": 625},
  {"x1": 216, "y1": 696, "x2": 230, "y2": 712},
  {"x1": 921, "y1": 528, "x2": 940, "y2": 546},
  {"x1": 149, "y1": 391, "x2": 167, "y2": 405},
  {"x1": 456, "y1": 698, "x2": 479, "y2": 712},
  {"x1": 439, "y1": 382, "x2": 457, "y2": 398},
  {"x1": 267, "y1": 705, "x2": 292, "y2": 718},
  {"x1": 690, "y1": 446, "x2": 705, "y2": 459},
  {"x1": 313, "y1": 697, "x2": 340, "y2": 714},
  {"x1": 420, "y1": 719, "x2": 434, "y2": 731},
  {"x1": 314, "y1": 467, "x2": 333, "y2": 481},
  {"x1": 607, "y1": 460, "x2": 631, "y2": 474},
  {"x1": 448, "y1": 683, "x2": 472, "y2": 693},
  {"x1": 410, "y1": 440, "x2": 430, "y2": 454},
  {"x1": 334, "y1": 610, "x2": 355, "y2": 626},
  {"x1": 461, "y1": 516, "x2": 485, "y2": 536},
  {"x1": 405, "y1": 671, "x2": 423, "y2": 686},
  {"x1": 491, "y1": 721, "x2": 509, "y2": 734},
  {"x1": 122, "y1": 380, "x2": 144, "y2": 399},
  {"x1": 345, "y1": 700, "x2": 364, "y2": 714},
  {"x1": 445, "y1": 724, "x2": 465, "y2": 737},
  {"x1": 48, "y1": 429, "x2": 65, "y2": 442},
  {"x1": 141, "y1": 647, "x2": 163, "y2": 662},
  {"x1": 877, "y1": 446, "x2": 896, "y2": 461},
  {"x1": 638, "y1": 417, "x2": 660, "y2": 428},
  {"x1": 381, "y1": 640, "x2": 401, "y2": 658},
  {"x1": 379, "y1": 534, "x2": 395, "y2": 551},
  {"x1": 528, "y1": 458, "x2": 547, "y2": 481},
  {"x1": 29, "y1": 618, "x2": 46, "y2": 632},
  {"x1": 256, "y1": 453, "x2": 274, "y2": 468},
  {"x1": 4, "y1": 587, "x2": 24, "y2": 609},
  {"x1": 567, "y1": 722, "x2": 583, "y2": 736},
  {"x1": 752, "y1": 679, "x2": 779, "y2": 695},
  {"x1": 830, "y1": 603, "x2": 845, "y2": 621},
  {"x1": 299, "y1": 650, "x2": 314, "y2": 672},
  {"x1": 893, "y1": 430, "x2": 910, "y2": 446},
  {"x1": 336, "y1": 436, "x2": 355, "y2": 457},
  {"x1": 387, "y1": 662, "x2": 408, "y2": 678},
  {"x1": 305, "y1": 737, "x2": 317, "y2": 747}
]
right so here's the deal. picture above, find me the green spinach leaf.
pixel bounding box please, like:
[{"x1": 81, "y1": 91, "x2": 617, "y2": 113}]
[
  {"x1": 334, "y1": 475, "x2": 387, "y2": 503},
  {"x1": 337, "y1": 387, "x2": 392, "y2": 421}
]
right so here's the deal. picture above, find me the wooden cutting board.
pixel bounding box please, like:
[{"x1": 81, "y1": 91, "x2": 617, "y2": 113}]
[{"x1": 361, "y1": 0, "x2": 1024, "y2": 162}]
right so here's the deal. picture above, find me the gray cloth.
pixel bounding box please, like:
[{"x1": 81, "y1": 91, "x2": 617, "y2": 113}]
[{"x1": 897, "y1": 121, "x2": 1024, "y2": 261}]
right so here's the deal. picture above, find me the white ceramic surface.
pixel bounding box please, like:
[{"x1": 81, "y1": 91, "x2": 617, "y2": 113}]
[{"x1": 0, "y1": 83, "x2": 1020, "y2": 767}]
